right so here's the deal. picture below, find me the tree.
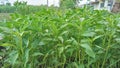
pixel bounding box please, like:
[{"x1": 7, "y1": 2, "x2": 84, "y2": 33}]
[
  {"x1": 60, "y1": 0, "x2": 77, "y2": 8},
  {"x1": 0, "y1": 0, "x2": 10, "y2": 6}
]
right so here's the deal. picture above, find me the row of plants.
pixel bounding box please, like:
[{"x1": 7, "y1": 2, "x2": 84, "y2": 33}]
[
  {"x1": 0, "y1": 6, "x2": 16, "y2": 13},
  {"x1": 0, "y1": 5, "x2": 49, "y2": 14},
  {"x1": 0, "y1": 1, "x2": 48, "y2": 14},
  {"x1": 0, "y1": 6, "x2": 120, "y2": 68},
  {"x1": 0, "y1": 0, "x2": 76, "y2": 14}
]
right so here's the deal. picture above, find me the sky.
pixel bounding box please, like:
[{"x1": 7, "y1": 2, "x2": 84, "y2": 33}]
[
  {"x1": 8, "y1": 0, "x2": 60, "y2": 6},
  {"x1": 78, "y1": 0, "x2": 96, "y2": 5}
]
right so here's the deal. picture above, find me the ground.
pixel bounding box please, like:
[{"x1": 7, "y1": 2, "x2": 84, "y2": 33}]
[{"x1": 0, "y1": 13, "x2": 10, "y2": 22}]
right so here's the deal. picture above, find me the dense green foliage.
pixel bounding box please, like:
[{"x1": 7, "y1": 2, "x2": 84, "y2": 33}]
[
  {"x1": 0, "y1": 6, "x2": 16, "y2": 13},
  {"x1": 60, "y1": 0, "x2": 76, "y2": 8},
  {"x1": 0, "y1": 1, "x2": 48, "y2": 14},
  {"x1": 0, "y1": 5, "x2": 48, "y2": 14},
  {"x1": 0, "y1": 7, "x2": 120, "y2": 68},
  {"x1": 0, "y1": 0, "x2": 77, "y2": 13}
]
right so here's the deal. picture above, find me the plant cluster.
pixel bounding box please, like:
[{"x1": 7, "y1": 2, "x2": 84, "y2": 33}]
[{"x1": 0, "y1": 7, "x2": 120, "y2": 68}]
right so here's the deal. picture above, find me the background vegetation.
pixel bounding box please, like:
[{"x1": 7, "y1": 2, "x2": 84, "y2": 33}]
[{"x1": 0, "y1": 0, "x2": 77, "y2": 13}]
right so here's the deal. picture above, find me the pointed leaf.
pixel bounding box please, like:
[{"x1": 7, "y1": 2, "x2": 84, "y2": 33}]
[
  {"x1": 32, "y1": 52, "x2": 44, "y2": 57},
  {"x1": 81, "y1": 44, "x2": 95, "y2": 58}
]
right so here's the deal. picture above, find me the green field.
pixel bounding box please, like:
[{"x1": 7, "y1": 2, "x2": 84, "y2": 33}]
[
  {"x1": 0, "y1": 3, "x2": 120, "y2": 68},
  {"x1": 0, "y1": 0, "x2": 120, "y2": 67},
  {"x1": 0, "y1": 7, "x2": 120, "y2": 68}
]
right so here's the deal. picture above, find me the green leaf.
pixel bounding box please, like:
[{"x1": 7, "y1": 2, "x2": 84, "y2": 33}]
[
  {"x1": 7, "y1": 51, "x2": 18, "y2": 65},
  {"x1": 39, "y1": 41, "x2": 45, "y2": 46},
  {"x1": 72, "y1": 62, "x2": 78, "y2": 68},
  {"x1": 24, "y1": 49, "x2": 30, "y2": 67},
  {"x1": 115, "y1": 38, "x2": 120, "y2": 43},
  {"x1": 82, "y1": 32, "x2": 96, "y2": 37},
  {"x1": 50, "y1": 23, "x2": 58, "y2": 36},
  {"x1": 93, "y1": 35, "x2": 103, "y2": 42},
  {"x1": 58, "y1": 36, "x2": 64, "y2": 43},
  {"x1": 23, "y1": 39, "x2": 30, "y2": 47},
  {"x1": 32, "y1": 52, "x2": 44, "y2": 57},
  {"x1": 58, "y1": 47, "x2": 64, "y2": 57},
  {"x1": 59, "y1": 23, "x2": 68, "y2": 30},
  {"x1": 60, "y1": 31, "x2": 68, "y2": 35},
  {"x1": 80, "y1": 44, "x2": 95, "y2": 58},
  {"x1": 79, "y1": 64, "x2": 85, "y2": 68},
  {"x1": 71, "y1": 37, "x2": 78, "y2": 46},
  {"x1": 11, "y1": 53, "x2": 18, "y2": 65},
  {"x1": 0, "y1": 43, "x2": 14, "y2": 47}
]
